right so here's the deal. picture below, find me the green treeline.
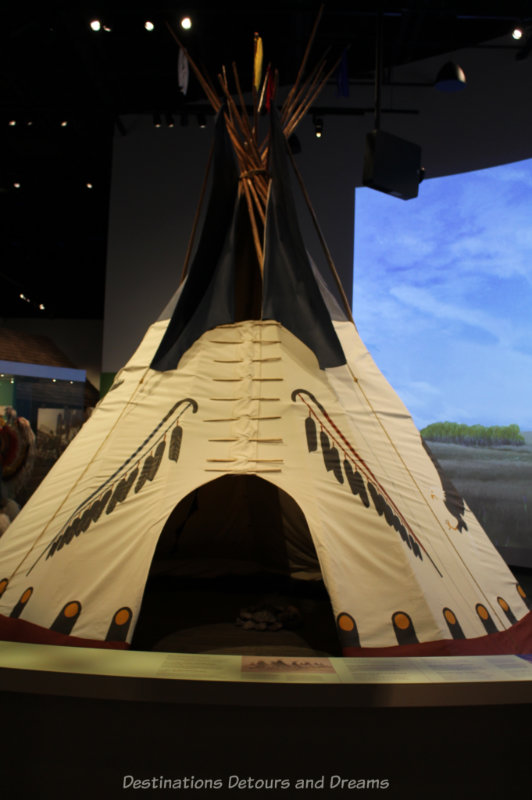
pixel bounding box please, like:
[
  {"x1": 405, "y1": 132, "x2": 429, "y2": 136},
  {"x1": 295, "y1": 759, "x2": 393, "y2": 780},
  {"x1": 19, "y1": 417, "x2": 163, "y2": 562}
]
[{"x1": 421, "y1": 421, "x2": 525, "y2": 447}]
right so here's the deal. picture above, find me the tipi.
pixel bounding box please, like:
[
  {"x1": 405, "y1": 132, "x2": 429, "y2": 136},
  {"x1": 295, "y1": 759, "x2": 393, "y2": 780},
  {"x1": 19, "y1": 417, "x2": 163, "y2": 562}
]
[{"x1": 1, "y1": 28, "x2": 531, "y2": 656}]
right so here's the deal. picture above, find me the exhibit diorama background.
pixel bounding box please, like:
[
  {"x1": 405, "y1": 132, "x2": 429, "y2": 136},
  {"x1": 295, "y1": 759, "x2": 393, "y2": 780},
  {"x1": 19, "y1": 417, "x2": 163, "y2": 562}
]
[{"x1": 355, "y1": 159, "x2": 532, "y2": 558}]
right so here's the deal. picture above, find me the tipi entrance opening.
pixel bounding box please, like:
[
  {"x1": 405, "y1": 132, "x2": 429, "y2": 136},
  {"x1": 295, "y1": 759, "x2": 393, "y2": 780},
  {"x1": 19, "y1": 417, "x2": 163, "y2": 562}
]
[{"x1": 132, "y1": 475, "x2": 341, "y2": 655}]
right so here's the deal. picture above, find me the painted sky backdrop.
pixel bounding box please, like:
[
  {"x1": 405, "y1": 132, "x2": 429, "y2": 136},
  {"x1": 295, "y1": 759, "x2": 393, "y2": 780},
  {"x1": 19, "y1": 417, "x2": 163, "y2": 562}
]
[{"x1": 353, "y1": 157, "x2": 532, "y2": 432}]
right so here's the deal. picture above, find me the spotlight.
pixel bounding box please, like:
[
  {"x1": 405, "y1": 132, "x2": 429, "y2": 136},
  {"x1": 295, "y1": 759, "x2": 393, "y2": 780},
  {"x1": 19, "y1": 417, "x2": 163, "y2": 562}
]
[
  {"x1": 39, "y1": 304, "x2": 46, "y2": 311},
  {"x1": 86, "y1": 182, "x2": 93, "y2": 189},
  {"x1": 102, "y1": 24, "x2": 112, "y2": 33},
  {"x1": 8, "y1": 120, "x2": 16, "y2": 126},
  {"x1": 434, "y1": 62, "x2": 466, "y2": 92},
  {"x1": 90, "y1": 19, "x2": 101, "y2": 32},
  {"x1": 313, "y1": 116, "x2": 323, "y2": 138},
  {"x1": 197, "y1": 114, "x2": 207, "y2": 129},
  {"x1": 60, "y1": 120, "x2": 68, "y2": 127},
  {"x1": 165, "y1": 113, "x2": 175, "y2": 128},
  {"x1": 153, "y1": 112, "x2": 162, "y2": 128},
  {"x1": 180, "y1": 17, "x2": 192, "y2": 30},
  {"x1": 512, "y1": 26, "x2": 524, "y2": 40},
  {"x1": 13, "y1": 182, "x2": 21, "y2": 189},
  {"x1": 145, "y1": 20, "x2": 155, "y2": 32}
]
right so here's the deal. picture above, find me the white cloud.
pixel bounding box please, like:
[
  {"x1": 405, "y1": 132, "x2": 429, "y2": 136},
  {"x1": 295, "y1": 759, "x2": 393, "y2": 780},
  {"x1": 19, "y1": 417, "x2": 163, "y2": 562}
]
[{"x1": 388, "y1": 285, "x2": 515, "y2": 347}]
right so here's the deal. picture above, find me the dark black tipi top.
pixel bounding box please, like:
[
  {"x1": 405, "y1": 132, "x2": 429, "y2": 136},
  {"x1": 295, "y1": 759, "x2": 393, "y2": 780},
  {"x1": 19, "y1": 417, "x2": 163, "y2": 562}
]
[{"x1": 150, "y1": 109, "x2": 346, "y2": 372}]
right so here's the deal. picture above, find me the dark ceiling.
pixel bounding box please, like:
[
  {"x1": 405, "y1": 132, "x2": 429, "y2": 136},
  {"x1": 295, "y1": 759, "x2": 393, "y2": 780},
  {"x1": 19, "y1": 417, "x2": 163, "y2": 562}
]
[{"x1": 1, "y1": 2, "x2": 531, "y2": 320}]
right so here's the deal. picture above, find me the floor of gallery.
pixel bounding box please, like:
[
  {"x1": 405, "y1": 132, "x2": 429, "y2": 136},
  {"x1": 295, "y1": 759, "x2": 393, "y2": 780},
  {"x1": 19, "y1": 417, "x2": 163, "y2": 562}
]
[{"x1": 131, "y1": 571, "x2": 342, "y2": 656}]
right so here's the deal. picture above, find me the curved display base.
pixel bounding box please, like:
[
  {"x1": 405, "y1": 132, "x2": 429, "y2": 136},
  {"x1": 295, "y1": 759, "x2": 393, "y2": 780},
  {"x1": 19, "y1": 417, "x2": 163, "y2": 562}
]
[{"x1": 1, "y1": 641, "x2": 532, "y2": 799}]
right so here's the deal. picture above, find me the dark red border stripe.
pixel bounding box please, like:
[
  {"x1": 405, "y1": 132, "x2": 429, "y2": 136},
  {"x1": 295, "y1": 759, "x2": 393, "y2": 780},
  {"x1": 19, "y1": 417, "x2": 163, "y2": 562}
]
[
  {"x1": 2, "y1": 611, "x2": 531, "y2": 657},
  {"x1": 0, "y1": 614, "x2": 129, "y2": 650},
  {"x1": 343, "y1": 610, "x2": 532, "y2": 657}
]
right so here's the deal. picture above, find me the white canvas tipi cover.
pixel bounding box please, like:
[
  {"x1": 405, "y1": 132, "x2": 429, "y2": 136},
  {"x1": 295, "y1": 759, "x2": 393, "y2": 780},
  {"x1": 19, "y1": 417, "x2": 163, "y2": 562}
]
[{"x1": 0, "y1": 103, "x2": 531, "y2": 656}]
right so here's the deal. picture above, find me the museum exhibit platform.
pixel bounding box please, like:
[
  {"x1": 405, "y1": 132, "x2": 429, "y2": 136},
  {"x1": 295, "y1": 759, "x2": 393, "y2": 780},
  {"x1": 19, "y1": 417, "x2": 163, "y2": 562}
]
[{"x1": 2, "y1": 641, "x2": 532, "y2": 798}]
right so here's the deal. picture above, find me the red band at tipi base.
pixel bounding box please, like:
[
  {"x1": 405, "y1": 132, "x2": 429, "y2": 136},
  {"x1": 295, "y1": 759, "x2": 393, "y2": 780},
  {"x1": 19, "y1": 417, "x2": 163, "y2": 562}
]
[
  {"x1": 0, "y1": 614, "x2": 129, "y2": 650},
  {"x1": 1, "y1": 610, "x2": 532, "y2": 657},
  {"x1": 342, "y1": 610, "x2": 532, "y2": 658}
]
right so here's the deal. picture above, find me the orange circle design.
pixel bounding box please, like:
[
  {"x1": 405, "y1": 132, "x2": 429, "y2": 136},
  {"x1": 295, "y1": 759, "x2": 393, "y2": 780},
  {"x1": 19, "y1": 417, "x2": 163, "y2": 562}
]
[
  {"x1": 476, "y1": 604, "x2": 489, "y2": 620},
  {"x1": 0, "y1": 579, "x2": 8, "y2": 595},
  {"x1": 64, "y1": 602, "x2": 80, "y2": 618},
  {"x1": 114, "y1": 608, "x2": 131, "y2": 626},
  {"x1": 497, "y1": 597, "x2": 509, "y2": 611},
  {"x1": 517, "y1": 584, "x2": 526, "y2": 599},
  {"x1": 393, "y1": 612, "x2": 411, "y2": 630},
  {"x1": 338, "y1": 614, "x2": 354, "y2": 632},
  {"x1": 444, "y1": 609, "x2": 456, "y2": 625},
  {"x1": 21, "y1": 588, "x2": 32, "y2": 604}
]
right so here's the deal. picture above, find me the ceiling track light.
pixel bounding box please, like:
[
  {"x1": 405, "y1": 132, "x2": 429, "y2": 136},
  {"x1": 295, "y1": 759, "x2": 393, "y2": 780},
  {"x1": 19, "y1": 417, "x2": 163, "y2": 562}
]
[
  {"x1": 165, "y1": 113, "x2": 175, "y2": 128},
  {"x1": 90, "y1": 18, "x2": 111, "y2": 32},
  {"x1": 145, "y1": 20, "x2": 155, "y2": 32},
  {"x1": 180, "y1": 16, "x2": 192, "y2": 30},
  {"x1": 434, "y1": 61, "x2": 466, "y2": 92},
  {"x1": 313, "y1": 115, "x2": 323, "y2": 138},
  {"x1": 197, "y1": 114, "x2": 207, "y2": 129},
  {"x1": 18, "y1": 292, "x2": 45, "y2": 310},
  {"x1": 8, "y1": 118, "x2": 31, "y2": 128},
  {"x1": 153, "y1": 112, "x2": 162, "y2": 128},
  {"x1": 512, "y1": 24, "x2": 524, "y2": 40}
]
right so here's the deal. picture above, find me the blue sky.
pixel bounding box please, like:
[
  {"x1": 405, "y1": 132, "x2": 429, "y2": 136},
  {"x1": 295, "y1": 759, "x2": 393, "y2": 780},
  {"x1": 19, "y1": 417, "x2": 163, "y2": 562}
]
[{"x1": 353, "y1": 158, "x2": 532, "y2": 432}]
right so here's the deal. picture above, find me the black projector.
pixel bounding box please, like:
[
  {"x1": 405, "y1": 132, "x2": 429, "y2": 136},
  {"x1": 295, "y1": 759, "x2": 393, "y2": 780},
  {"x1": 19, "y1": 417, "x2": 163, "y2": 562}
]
[{"x1": 363, "y1": 129, "x2": 422, "y2": 200}]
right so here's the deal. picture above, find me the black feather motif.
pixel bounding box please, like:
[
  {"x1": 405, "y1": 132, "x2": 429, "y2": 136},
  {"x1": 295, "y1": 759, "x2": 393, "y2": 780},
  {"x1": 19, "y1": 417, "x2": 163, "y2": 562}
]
[
  {"x1": 320, "y1": 430, "x2": 332, "y2": 472},
  {"x1": 329, "y1": 447, "x2": 344, "y2": 483},
  {"x1": 169, "y1": 425, "x2": 183, "y2": 462},
  {"x1": 343, "y1": 460, "x2": 370, "y2": 507},
  {"x1": 305, "y1": 415, "x2": 318, "y2": 452}
]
